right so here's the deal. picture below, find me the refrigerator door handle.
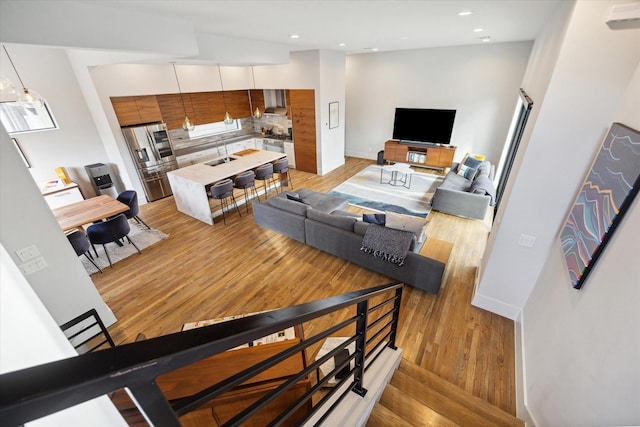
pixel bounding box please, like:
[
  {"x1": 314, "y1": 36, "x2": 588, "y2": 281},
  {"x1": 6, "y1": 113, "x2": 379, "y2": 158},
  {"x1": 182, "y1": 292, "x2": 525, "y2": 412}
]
[{"x1": 145, "y1": 129, "x2": 161, "y2": 161}]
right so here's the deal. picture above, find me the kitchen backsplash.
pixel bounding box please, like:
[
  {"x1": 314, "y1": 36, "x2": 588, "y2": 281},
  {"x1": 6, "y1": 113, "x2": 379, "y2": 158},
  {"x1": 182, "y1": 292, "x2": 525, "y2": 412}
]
[{"x1": 169, "y1": 117, "x2": 257, "y2": 150}]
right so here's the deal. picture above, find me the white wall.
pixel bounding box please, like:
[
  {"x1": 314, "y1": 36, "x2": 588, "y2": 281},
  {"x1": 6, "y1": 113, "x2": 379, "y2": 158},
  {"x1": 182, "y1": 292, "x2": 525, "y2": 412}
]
[
  {"x1": 474, "y1": 1, "x2": 640, "y2": 424},
  {"x1": 0, "y1": 124, "x2": 116, "y2": 327},
  {"x1": 0, "y1": 243, "x2": 126, "y2": 426},
  {"x1": 345, "y1": 42, "x2": 533, "y2": 164},
  {"x1": 318, "y1": 50, "x2": 347, "y2": 175}
]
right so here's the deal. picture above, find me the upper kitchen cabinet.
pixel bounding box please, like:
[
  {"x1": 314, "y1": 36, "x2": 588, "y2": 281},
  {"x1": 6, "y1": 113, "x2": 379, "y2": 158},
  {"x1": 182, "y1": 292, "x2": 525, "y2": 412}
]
[
  {"x1": 289, "y1": 90, "x2": 316, "y2": 174},
  {"x1": 223, "y1": 90, "x2": 252, "y2": 120},
  {"x1": 156, "y1": 94, "x2": 196, "y2": 130},
  {"x1": 188, "y1": 92, "x2": 226, "y2": 125},
  {"x1": 111, "y1": 96, "x2": 162, "y2": 126},
  {"x1": 249, "y1": 89, "x2": 265, "y2": 115}
]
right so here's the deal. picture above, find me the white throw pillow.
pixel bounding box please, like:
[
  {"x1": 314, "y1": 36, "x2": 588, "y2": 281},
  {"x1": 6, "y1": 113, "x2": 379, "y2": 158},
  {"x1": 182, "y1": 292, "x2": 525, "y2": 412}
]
[{"x1": 385, "y1": 211, "x2": 428, "y2": 243}]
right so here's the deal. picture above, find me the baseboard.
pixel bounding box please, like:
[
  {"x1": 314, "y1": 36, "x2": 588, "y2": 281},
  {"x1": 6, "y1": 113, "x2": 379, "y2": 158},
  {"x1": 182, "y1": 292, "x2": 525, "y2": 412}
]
[
  {"x1": 345, "y1": 149, "x2": 376, "y2": 161},
  {"x1": 471, "y1": 291, "x2": 521, "y2": 320}
]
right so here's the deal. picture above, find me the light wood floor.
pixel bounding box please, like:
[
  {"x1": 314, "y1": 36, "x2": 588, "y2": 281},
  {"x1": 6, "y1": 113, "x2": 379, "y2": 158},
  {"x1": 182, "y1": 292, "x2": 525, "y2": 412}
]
[{"x1": 93, "y1": 157, "x2": 516, "y2": 415}]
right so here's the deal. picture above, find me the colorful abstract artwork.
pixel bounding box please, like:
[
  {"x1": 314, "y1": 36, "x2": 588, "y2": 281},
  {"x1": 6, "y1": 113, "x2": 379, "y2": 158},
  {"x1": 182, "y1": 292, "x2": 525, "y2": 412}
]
[{"x1": 560, "y1": 123, "x2": 640, "y2": 289}]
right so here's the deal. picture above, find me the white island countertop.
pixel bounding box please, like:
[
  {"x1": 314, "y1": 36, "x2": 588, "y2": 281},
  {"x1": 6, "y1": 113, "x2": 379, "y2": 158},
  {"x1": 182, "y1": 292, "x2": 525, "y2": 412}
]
[{"x1": 167, "y1": 149, "x2": 286, "y2": 225}]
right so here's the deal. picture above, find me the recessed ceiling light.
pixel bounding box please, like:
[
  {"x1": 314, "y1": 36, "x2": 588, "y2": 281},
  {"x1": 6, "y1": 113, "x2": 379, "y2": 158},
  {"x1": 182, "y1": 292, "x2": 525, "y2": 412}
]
[
  {"x1": 363, "y1": 47, "x2": 379, "y2": 52},
  {"x1": 290, "y1": 34, "x2": 300, "y2": 39},
  {"x1": 458, "y1": 10, "x2": 473, "y2": 16},
  {"x1": 480, "y1": 36, "x2": 491, "y2": 42},
  {"x1": 339, "y1": 42, "x2": 346, "y2": 47},
  {"x1": 473, "y1": 28, "x2": 484, "y2": 33}
]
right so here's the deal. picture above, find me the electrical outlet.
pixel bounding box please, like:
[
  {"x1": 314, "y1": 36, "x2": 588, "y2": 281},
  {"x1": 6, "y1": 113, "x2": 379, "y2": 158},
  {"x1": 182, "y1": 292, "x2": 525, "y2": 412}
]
[
  {"x1": 19, "y1": 257, "x2": 48, "y2": 275},
  {"x1": 518, "y1": 234, "x2": 536, "y2": 248},
  {"x1": 16, "y1": 245, "x2": 40, "y2": 262}
]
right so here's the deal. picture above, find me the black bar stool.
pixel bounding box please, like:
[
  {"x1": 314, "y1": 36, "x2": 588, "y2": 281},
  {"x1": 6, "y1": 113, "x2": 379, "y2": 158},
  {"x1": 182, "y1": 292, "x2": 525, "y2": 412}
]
[
  {"x1": 210, "y1": 179, "x2": 242, "y2": 225},
  {"x1": 254, "y1": 163, "x2": 277, "y2": 198},
  {"x1": 233, "y1": 170, "x2": 259, "y2": 213}
]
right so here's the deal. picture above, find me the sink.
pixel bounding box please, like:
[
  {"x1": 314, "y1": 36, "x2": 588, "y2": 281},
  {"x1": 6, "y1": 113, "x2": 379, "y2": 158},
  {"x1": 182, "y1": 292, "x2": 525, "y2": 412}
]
[{"x1": 205, "y1": 157, "x2": 237, "y2": 166}]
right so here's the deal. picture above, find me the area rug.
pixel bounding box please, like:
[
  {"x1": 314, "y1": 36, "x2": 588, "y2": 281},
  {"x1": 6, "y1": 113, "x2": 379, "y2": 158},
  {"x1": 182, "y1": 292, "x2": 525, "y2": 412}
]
[
  {"x1": 328, "y1": 165, "x2": 443, "y2": 217},
  {"x1": 81, "y1": 222, "x2": 168, "y2": 274}
]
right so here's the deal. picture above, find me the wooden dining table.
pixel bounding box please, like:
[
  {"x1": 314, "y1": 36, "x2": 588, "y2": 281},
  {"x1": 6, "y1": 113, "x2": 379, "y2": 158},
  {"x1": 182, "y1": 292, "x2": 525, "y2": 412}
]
[{"x1": 52, "y1": 195, "x2": 129, "y2": 232}]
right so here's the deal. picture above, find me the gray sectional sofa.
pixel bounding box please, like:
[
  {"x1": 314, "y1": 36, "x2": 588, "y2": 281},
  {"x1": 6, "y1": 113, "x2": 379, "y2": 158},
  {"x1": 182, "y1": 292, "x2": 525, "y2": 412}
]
[
  {"x1": 430, "y1": 160, "x2": 496, "y2": 220},
  {"x1": 253, "y1": 188, "x2": 447, "y2": 294}
]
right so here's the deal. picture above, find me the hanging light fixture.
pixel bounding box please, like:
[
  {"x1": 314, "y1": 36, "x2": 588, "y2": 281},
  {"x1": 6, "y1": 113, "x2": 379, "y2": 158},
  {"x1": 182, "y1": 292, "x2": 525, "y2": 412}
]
[
  {"x1": 2, "y1": 45, "x2": 42, "y2": 104},
  {"x1": 172, "y1": 62, "x2": 194, "y2": 131},
  {"x1": 251, "y1": 66, "x2": 262, "y2": 119},
  {"x1": 218, "y1": 65, "x2": 234, "y2": 124}
]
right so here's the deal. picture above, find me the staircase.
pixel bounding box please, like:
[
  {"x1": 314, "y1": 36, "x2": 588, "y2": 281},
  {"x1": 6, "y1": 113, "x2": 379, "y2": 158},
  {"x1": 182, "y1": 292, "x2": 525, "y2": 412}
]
[{"x1": 367, "y1": 359, "x2": 524, "y2": 427}]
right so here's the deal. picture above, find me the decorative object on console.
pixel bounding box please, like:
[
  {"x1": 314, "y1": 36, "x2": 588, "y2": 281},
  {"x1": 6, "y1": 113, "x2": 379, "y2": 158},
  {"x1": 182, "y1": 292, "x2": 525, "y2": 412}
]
[{"x1": 560, "y1": 122, "x2": 640, "y2": 290}]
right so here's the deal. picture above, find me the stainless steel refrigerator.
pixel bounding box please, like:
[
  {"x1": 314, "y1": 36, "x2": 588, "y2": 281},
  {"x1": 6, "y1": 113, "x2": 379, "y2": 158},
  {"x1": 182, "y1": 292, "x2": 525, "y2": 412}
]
[{"x1": 121, "y1": 122, "x2": 178, "y2": 202}]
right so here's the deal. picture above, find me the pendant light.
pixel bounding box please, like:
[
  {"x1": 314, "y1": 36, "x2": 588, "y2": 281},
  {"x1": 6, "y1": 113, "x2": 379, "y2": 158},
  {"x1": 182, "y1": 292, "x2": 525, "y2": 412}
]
[
  {"x1": 251, "y1": 66, "x2": 262, "y2": 119},
  {"x1": 218, "y1": 65, "x2": 234, "y2": 124},
  {"x1": 172, "y1": 62, "x2": 194, "y2": 131},
  {"x1": 2, "y1": 45, "x2": 42, "y2": 104}
]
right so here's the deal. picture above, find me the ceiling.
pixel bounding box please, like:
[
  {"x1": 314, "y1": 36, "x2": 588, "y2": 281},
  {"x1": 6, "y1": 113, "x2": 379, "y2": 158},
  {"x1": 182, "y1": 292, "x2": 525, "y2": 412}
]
[{"x1": 87, "y1": 0, "x2": 563, "y2": 55}]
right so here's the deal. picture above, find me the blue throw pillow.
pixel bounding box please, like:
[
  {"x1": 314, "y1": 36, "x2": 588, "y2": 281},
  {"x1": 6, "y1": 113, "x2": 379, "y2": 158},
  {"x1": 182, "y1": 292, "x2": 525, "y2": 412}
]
[
  {"x1": 363, "y1": 213, "x2": 386, "y2": 225},
  {"x1": 463, "y1": 156, "x2": 483, "y2": 170}
]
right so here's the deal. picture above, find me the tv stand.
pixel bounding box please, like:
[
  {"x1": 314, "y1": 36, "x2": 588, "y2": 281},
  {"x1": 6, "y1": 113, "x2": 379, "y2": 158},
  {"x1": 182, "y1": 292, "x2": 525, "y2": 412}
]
[{"x1": 384, "y1": 140, "x2": 456, "y2": 170}]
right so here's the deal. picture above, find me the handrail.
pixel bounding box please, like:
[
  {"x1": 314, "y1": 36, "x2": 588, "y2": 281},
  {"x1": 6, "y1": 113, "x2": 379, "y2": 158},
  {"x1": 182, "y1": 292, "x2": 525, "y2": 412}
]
[{"x1": 0, "y1": 281, "x2": 403, "y2": 426}]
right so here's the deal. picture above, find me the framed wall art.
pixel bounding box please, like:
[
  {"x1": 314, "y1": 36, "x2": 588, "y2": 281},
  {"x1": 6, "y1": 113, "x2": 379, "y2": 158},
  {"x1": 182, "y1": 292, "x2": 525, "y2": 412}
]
[
  {"x1": 329, "y1": 102, "x2": 339, "y2": 129},
  {"x1": 560, "y1": 122, "x2": 640, "y2": 289}
]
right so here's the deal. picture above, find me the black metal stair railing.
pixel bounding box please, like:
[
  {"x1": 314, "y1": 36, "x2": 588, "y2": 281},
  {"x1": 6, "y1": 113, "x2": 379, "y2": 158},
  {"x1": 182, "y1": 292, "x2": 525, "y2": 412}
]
[{"x1": 0, "y1": 281, "x2": 404, "y2": 427}]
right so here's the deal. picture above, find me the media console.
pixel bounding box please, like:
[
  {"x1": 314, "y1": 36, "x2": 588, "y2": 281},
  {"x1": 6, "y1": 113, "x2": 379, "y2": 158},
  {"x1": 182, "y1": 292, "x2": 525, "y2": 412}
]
[{"x1": 384, "y1": 140, "x2": 456, "y2": 170}]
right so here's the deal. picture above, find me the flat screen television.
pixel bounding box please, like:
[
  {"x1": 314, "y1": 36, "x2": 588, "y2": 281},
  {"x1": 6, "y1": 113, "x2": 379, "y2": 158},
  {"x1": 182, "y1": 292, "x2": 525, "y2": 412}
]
[{"x1": 392, "y1": 108, "x2": 456, "y2": 145}]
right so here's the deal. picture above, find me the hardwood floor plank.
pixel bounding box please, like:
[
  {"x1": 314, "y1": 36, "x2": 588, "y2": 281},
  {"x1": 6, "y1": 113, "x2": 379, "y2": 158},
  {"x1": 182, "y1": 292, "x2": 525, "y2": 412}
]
[{"x1": 92, "y1": 157, "x2": 516, "y2": 416}]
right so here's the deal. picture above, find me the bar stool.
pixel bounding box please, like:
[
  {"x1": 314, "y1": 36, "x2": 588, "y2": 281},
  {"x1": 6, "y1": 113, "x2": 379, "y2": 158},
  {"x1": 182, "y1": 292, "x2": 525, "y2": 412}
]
[
  {"x1": 233, "y1": 170, "x2": 259, "y2": 213},
  {"x1": 272, "y1": 158, "x2": 293, "y2": 191},
  {"x1": 254, "y1": 163, "x2": 277, "y2": 198},
  {"x1": 210, "y1": 179, "x2": 241, "y2": 225}
]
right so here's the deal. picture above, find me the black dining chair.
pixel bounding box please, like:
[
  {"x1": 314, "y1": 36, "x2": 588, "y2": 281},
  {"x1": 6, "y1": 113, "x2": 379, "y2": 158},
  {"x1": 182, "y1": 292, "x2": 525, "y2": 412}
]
[
  {"x1": 255, "y1": 163, "x2": 277, "y2": 197},
  {"x1": 87, "y1": 214, "x2": 141, "y2": 268},
  {"x1": 233, "y1": 170, "x2": 260, "y2": 213},
  {"x1": 210, "y1": 179, "x2": 242, "y2": 225},
  {"x1": 67, "y1": 229, "x2": 103, "y2": 273},
  {"x1": 272, "y1": 158, "x2": 293, "y2": 191},
  {"x1": 116, "y1": 190, "x2": 150, "y2": 229}
]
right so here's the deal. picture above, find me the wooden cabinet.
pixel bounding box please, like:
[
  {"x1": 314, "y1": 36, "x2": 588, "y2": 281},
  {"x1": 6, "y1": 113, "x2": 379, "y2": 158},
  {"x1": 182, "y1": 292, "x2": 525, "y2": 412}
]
[
  {"x1": 157, "y1": 91, "x2": 252, "y2": 129},
  {"x1": 223, "y1": 90, "x2": 252, "y2": 120},
  {"x1": 384, "y1": 140, "x2": 456, "y2": 170},
  {"x1": 187, "y1": 91, "x2": 225, "y2": 125},
  {"x1": 111, "y1": 95, "x2": 162, "y2": 126},
  {"x1": 289, "y1": 89, "x2": 317, "y2": 174},
  {"x1": 249, "y1": 89, "x2": 265, "y2": 115},
  {"x1": 157, "y1": 93, "x2": 197, "y2": 130}
]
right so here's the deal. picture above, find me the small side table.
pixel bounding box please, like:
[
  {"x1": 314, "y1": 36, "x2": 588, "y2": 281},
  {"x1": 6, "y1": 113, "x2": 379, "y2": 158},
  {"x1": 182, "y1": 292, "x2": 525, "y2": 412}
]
[{"x1": 380, "y1": 163, "x2": 414, "y2": 189}]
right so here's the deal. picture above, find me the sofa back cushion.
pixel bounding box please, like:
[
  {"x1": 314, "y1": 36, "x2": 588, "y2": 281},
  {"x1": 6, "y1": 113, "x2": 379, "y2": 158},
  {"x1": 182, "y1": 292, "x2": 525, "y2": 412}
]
[
  {"x1": 306, "y1": 208, "x2": 356, "y2": 231},
  {"x1": 268, "y1": 196, "x2": 310, "y2": 216}
]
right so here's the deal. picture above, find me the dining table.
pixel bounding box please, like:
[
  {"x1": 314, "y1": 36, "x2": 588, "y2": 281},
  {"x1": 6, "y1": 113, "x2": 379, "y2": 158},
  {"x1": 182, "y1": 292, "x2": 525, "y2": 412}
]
[{"x1": 52, "y1": 195, "x2": 129, "y2": 232}]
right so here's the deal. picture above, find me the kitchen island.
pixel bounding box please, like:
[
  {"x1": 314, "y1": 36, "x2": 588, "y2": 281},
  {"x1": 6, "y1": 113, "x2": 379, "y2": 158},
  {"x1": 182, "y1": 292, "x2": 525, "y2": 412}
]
[{"x1": 167, "y1": 149, "x2": 286, "y2": 225}]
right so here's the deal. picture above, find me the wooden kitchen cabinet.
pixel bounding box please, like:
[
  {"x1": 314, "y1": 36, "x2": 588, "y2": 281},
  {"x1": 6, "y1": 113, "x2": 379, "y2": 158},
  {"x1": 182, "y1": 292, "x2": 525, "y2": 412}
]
[
  {"x1": 188, "y1": 91, "x2": 226, "y2": 125},
  {"x1": 157, "y1": 93, "x2": 197, "y2": 130},
  {"x1": 384, "y1": 140, "x2": 456, "y2": 170},
  {"x1": 289, "y1": 89, "x2": 317, "y2": 174},
  {"x1": 223, "y1": 90, "x2": 252, "y2": 120},
  {"x1": 111, "y1": 95, "x2": 162, "y2": 126},
  {"x1": 249, "y1": 89, "x2": 265, "y2": 115}
]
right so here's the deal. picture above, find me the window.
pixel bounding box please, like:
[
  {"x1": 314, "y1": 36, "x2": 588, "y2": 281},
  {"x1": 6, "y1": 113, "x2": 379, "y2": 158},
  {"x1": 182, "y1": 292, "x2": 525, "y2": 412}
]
[{"x1": 0, "y1": 100, "x2": 58, "y2": 134}]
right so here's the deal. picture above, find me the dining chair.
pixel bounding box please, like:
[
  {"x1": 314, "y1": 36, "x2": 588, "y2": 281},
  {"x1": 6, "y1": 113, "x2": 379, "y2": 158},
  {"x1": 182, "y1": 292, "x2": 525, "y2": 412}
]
[
  {"x1": 255, "y1": 163, "x2": 277, "y2": 197},
  {"x1": 233, "y1": 170, "x2": 259, "y2": 213},
  {"x1": 272, "y1": 158, "x2": 293, "y2": 191},
  {"x1": 66, "y1": 229, "x2": 103, "y2": 273},
  {"x1": 59, "y1": 308, "x2": 115, "y2": 354},
  {"x1": 116, "y1": 190, "x2": 150, "y2": 229},
  {"x1": 210, "y1": 179, "x2": 242, "y2": 225},
  {"x1": 87, "y1": 214, "x2": 141, "y2": 268}
]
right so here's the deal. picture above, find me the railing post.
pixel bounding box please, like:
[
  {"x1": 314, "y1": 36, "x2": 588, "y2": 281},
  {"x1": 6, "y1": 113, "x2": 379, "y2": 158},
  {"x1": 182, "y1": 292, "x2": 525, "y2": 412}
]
[
  {"x1": 352, "y1": 300, "x2": 368, "y2": 397},
  {"x1": 388, "y1": 286, "x2": 403, "y2": 350},
  {"x1": 128, "y1": 382, "x2": 181, "y2": 427}
]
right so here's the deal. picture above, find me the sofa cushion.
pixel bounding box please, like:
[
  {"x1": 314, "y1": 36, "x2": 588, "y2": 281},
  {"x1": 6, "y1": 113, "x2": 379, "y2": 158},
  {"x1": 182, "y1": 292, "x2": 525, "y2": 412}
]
[
  {"x1": 297, "y1": 188, "x2": 348, "y2": 213},
  {"x1": 456, "y1": 164, "x2": 478, "y2": 181},
  {"x1": 439, "y1": 171, "x2": 472, "y2": 192},
  {"x1": 354, "y1": 220, "x2": 370, "y2": 236},
  {"x1": 268, "y1": 196, "x2": 310, "y2": 216},
  {"x1": 286, "y1": 193, "x2": 308, "y2": 204},
  {"x1": 385, "y1": 211, "x2": 428, "y2": 243},
  {"x1": 307, "y1": 208, "x2": 356, "y2": 231}
]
